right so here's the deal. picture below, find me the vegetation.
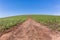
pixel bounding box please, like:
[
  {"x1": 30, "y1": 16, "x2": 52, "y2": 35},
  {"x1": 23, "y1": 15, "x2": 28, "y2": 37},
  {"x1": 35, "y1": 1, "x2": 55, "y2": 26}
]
[
  {"x1": 0, "y1": 15, "x2": 60, "y2": 32},
  {"x1": 0, "y1": 15, "x2": 28, "y2": 32},
  {"x1": 31, "y1": 15, "x2": 60, "y2": 31}
]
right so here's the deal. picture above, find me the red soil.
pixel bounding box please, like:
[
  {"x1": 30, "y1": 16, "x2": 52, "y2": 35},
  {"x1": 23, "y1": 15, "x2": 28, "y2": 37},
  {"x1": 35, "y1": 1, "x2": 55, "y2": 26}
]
[{"x1": 0, "y1": 18, "x2": 60, "y2": 40}]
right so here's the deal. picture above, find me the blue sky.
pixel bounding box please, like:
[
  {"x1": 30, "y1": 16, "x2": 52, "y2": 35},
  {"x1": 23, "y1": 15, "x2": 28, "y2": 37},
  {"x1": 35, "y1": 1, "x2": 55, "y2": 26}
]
[{"x1": 0, "y1": 0, "x2": 60, "y2": 18}]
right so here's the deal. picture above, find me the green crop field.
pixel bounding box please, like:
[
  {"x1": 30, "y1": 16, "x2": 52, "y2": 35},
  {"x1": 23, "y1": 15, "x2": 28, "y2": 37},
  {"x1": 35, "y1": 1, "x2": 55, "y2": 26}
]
[
  {"x1": 31, "y1": 15, "x2": 60, "y2": 31},
  {"x1": 0, "y1": 15, "x2": 28, "y2": 32},
  {"x1": 0, "y1": 15, "x2": 60, "y2": 32}
]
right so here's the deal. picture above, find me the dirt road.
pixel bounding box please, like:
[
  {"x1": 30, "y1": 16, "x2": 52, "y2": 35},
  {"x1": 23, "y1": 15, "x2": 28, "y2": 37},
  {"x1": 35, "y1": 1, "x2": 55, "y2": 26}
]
[{"x1": 0, "y1": 18, "x2": 60, "y2": 40}]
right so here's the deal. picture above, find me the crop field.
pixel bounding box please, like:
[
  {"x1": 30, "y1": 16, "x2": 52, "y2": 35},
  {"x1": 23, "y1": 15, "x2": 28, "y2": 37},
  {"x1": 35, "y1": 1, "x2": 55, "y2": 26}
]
[
  {"x1": 0, "y1": 15, "x2": 60, "y2": 32},
  {"x1": 31, "y1": 15, "x2": 60, "y2": 31},
  {"x1": 0, "y1": 15, "x2": 28, "y2": 32}
]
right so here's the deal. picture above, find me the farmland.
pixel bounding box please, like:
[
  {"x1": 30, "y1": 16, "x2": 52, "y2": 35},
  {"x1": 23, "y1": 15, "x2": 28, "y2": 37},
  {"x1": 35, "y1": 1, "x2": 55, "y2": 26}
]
[
  {"x1": 0, "y1": 15, "x2": 28, "y2": 32},
  {"x1": 0, "y1": 15, "x2": 60, "y2": 32},
  {"x1": 31, "y1": 15, "x2": 60, "y2": 31}
]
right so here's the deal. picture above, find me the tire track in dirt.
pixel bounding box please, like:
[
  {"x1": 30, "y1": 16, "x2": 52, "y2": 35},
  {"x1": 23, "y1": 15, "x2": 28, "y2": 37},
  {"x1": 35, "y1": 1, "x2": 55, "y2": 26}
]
[{"x1": 0, "y1": 18, "x2": 60, "y2": 40}]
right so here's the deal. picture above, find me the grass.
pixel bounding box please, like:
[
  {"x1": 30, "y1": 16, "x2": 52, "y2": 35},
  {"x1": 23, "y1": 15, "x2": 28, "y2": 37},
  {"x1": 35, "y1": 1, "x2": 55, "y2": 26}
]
[
  {"x1": 0, "y1": 15, "x2": 60, "y2": 32},
  {"x1": 31, "y1": 15, "x2": 60, "y2": 31},
  {"x1": 0, "y1": 15, "x2": 28, "y2": 32}
]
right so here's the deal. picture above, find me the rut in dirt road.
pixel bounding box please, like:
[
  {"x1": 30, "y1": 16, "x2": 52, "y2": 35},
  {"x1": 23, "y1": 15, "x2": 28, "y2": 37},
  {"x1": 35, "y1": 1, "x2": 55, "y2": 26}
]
[{"x1": 0, "y1": 18, "x2": 60, "y2": 40}]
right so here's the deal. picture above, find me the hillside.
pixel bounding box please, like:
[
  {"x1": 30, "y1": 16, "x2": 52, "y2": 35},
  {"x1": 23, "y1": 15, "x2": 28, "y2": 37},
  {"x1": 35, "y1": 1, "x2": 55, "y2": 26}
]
[
  {"x1": 0, "y1": 15, "x2": 28, "y2": 32},
  {"x1": 0, "y1": 18, "x2": 60, "y2": 40},
  {"x1": 32, "y1": 15, "x2": 60, "y2": 31},
  {"x1": 0, "y1": 15, "x2": 60, "y2": 32}
]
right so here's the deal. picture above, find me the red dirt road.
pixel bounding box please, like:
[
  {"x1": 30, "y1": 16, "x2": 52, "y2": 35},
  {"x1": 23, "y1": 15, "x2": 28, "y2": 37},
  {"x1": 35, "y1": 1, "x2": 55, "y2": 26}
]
[{"x1": 0, "y1": 18, "x2": 60, "y2": 40}]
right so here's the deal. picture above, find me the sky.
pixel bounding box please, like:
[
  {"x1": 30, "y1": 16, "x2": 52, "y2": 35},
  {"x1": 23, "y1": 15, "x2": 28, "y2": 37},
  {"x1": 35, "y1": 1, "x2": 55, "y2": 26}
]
[{"x1": 0, "y1": 0, "x2": 60, "y2": 18}]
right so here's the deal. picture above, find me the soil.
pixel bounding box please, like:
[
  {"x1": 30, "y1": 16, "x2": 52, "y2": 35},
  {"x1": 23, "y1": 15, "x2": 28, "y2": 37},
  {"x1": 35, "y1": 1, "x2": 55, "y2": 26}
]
[{"x1": 0, "y1": 18, "x2": 60, "y2": 40}]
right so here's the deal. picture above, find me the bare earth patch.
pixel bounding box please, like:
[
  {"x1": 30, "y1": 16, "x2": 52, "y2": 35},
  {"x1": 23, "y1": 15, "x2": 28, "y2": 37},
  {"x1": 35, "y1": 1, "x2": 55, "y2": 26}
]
[{"x1": 0, "y1": 18, "x2": 60, "y2": 40}]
